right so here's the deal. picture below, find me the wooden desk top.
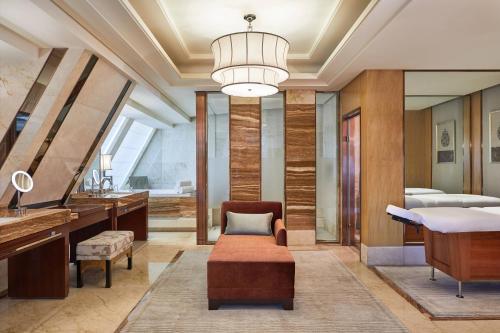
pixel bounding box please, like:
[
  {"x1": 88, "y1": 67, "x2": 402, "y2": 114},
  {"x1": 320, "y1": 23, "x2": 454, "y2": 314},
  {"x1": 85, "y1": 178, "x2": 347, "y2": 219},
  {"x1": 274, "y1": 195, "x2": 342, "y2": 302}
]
[{"x1": 0, "y1": 209, "x2": 71, "y2": 245}]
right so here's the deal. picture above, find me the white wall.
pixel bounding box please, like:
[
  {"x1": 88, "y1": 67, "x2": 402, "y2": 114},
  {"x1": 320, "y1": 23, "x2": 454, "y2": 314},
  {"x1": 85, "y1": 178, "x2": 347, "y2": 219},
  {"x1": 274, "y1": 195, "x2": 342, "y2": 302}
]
[
  {"x1": 482, "y1": 84, "x2": 500, "y2": 197},
  {"x1": 432, "y1": 97, "x2": 464, "y2": 193},
  {"x1": 112, "y1": 121, "x2": 154, "y2": 189},
  {"x1": 207, "y1": 113, "x2": 229, "y2": 209},
  {"x1": 133, "y1": 122, "x2": 196, "y2": 189},
  {"x1": 262, "y1": 106, "x2": 284, "y2": 203},
  {"x1": 316, "y1": 95, "x2": 338, "y2": 240}
]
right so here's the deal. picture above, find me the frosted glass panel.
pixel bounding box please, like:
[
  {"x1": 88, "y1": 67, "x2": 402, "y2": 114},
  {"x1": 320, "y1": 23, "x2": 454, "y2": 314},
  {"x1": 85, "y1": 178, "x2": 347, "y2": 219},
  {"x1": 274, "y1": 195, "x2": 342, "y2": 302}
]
[
  {"x1": 316, "y1": 93, "x2": 339, "y2": 242},
  {"x1": 261, "y1": 93, "x2": 284, "y2": 203},
  {"x1": 207, "y1": 93, "x2": 229, "y2": 242}
]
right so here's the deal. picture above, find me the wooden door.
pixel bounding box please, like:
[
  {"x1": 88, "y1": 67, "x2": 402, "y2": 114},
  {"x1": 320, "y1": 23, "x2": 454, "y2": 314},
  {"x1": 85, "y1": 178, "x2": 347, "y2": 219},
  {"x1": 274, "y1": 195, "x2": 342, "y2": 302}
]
[{"x1": 341, "y1": 113, "x2": 361, "y2": 248}]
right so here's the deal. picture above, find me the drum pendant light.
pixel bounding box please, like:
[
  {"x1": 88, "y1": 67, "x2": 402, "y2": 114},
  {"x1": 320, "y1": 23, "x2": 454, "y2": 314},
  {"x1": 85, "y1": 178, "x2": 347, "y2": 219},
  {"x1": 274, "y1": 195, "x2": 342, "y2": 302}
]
[{"x1": 211, "y1": 14, "x2": 290, "y2": 97}]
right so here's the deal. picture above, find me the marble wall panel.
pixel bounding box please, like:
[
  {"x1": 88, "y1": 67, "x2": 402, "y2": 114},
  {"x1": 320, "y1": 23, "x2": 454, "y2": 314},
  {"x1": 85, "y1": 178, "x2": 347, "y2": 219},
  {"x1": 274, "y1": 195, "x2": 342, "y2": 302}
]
[
  {"x1": 285, "y1": 90, "x2": 316, "y2": 233},
  {"x1": 0, "y1": 43, "x2": 49, "y2": 139},
  {"x1": 0, "y1": 50, "x2": 90, "y2": 206},
  {"x1": 229, "y1": 97, "x2": 261, "y2": 201},
  {"x1": 21, "y1": 59, "x2": 128, "y2": 205}
]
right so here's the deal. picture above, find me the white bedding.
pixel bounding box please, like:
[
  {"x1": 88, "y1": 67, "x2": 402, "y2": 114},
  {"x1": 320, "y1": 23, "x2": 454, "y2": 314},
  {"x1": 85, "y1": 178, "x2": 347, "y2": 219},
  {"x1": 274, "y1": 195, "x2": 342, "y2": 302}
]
[
  {"x1": 386, "y1": 205, "x2": 500, "y2": 233},
  {"x1": 405, "y1": 193, "x2": 500, "y2": 209},
  {"x1": 405, "y1": 188, "x2": 445, "y2": 196}
]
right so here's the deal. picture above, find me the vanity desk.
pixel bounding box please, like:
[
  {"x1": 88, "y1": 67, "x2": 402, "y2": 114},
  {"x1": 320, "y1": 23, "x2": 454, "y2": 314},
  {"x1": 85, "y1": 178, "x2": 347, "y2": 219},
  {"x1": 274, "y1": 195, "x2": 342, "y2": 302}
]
[
  {"x1": 69, "y1": 191, "x2": 149, "y2": 241},
  {"x1": 0, "y1": 208, "x2": 71, "y2": 298}
]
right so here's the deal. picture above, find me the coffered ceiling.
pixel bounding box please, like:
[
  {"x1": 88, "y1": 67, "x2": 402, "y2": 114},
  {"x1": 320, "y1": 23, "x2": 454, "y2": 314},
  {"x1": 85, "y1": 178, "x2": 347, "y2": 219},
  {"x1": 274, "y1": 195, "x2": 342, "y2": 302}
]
[
  {"x1": 129, "y1": 0, "x2": 369, "y2": 74},
  {"x1": 48, "y1": 0, "x2": 372, "y2": 87}
]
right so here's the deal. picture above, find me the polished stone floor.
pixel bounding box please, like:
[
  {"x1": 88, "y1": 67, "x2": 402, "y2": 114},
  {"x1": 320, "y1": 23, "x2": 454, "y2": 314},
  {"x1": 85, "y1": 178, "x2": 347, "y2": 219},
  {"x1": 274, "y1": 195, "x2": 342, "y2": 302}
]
[{"x1": 1, "y1": 234, "x2": 500, "y2": 332}]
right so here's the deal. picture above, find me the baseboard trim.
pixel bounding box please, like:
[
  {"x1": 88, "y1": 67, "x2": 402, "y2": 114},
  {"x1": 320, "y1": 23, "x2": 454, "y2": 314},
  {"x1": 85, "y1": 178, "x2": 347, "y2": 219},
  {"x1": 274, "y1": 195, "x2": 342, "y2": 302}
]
[{"x1": 361, "y1": 244, "x2": 425, "y2": 266}]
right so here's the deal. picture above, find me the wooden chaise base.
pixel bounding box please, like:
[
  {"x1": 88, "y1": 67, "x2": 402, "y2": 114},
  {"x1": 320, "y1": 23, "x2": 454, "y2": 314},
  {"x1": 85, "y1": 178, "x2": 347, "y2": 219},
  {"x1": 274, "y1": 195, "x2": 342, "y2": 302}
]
[{"x1": 208, "y1": 298, "x2": 294, "y2": 310}]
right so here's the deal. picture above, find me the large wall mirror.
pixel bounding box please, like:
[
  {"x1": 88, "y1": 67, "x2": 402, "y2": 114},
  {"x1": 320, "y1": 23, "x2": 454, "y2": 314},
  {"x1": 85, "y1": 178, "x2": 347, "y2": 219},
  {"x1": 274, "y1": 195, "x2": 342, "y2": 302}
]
[{"x1": 404, "y1": 71, "x2": 500, "y2": 241}]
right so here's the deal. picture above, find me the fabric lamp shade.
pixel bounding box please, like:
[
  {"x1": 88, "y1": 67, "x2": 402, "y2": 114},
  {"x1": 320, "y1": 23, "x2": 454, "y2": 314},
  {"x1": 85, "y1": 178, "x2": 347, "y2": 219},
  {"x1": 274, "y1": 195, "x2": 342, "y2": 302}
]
[
  {"x1": 211, "y1": 29, "x2": 289, "y2": 97},
  {"x1": 100, "y1": 154, "x2": 112, "y2": 171}
]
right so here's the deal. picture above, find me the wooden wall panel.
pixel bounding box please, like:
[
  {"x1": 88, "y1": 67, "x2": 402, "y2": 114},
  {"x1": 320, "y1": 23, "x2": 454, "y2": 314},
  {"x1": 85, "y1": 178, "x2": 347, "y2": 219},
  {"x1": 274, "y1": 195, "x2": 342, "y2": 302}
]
[
  {"x1": 470, "y1": 91, "x2": 483, "y2": 195},
  {"x1": 229, "y1": 97, "x2": 261, "y2": 201},
  {"x1": 196, "y1": 92, "x2": 207, "y2": 245},
  {"x1": 405, "y1": 109, "x2": 432, "y2": 188},
  {"x1": 340, "y1": 75, "x2": 361, "y2": 115},
  {"x1": 340, "y1": 71, "x2": 404, "y2": 248},
  {"x1": 285, "y1": 90, "x2": 316, "y2": 232},
  {"x1": 361, "y1": 70, "x2": 404, "y2": 247}
]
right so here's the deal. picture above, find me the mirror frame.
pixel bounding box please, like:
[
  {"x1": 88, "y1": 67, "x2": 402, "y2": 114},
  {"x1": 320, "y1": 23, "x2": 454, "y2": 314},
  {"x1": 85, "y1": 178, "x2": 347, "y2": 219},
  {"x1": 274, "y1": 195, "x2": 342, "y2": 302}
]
[{"x1": 11, "y1": 170, "x2": 34, "y2": 193}]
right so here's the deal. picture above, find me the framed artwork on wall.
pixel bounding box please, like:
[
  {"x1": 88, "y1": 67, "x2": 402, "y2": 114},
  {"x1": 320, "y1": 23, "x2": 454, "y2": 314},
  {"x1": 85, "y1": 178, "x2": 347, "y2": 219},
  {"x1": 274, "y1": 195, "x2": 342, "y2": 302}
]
[
  {"x1": 489, "y1": 110, "x2": 500, "y2": 163},
  {"x1": 436, "y1": 120, "x2": 455, "y2": 163}
]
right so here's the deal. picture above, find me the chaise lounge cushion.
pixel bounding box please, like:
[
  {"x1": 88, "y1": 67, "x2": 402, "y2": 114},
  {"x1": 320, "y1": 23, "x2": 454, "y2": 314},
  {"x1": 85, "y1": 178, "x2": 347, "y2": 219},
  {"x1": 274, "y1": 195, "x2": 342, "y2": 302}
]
[
  {"x1": 207, "y1": 234, "x2": 295, "y2": 300},
  {"x1": 76, "y1": 230, "x2": 134, "y2": 260}
]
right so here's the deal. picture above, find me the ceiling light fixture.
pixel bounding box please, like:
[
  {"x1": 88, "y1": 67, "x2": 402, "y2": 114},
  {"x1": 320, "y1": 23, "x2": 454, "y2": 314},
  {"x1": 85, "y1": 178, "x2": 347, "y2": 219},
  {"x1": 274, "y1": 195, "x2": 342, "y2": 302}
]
[{"x1": 211, "y1": 14, "x2": 289, "y2": 97}]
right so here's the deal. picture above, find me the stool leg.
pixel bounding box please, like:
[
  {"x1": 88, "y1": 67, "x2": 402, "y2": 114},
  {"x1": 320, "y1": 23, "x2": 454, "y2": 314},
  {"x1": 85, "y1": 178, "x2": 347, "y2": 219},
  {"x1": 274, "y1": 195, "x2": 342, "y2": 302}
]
[
  {"x1": 457, "y1": 281, "x2": 464, "y2": 298},
  {"x1": 127, "y1": 248, "x2": 133, "y2": 270},
  {"x1": 105, "y1": 260, "x2": 112, "y2": 288},
  {"x1": 76, "y1": 260, "x2": 83, "y2": 288},
  {"x1": 430, "y1": 266, "x2": 436, "y2": 281}
]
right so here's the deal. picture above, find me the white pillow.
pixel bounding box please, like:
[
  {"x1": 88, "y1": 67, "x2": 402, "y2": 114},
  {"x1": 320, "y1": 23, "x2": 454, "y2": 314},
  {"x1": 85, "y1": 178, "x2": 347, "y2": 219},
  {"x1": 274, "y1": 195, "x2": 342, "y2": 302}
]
[
  {"x1": 405, "y1": 188, "x2": 445, "y2": 195},
  {"x1": 224, "y1": 212, "x2": 273, "y2": 235}
]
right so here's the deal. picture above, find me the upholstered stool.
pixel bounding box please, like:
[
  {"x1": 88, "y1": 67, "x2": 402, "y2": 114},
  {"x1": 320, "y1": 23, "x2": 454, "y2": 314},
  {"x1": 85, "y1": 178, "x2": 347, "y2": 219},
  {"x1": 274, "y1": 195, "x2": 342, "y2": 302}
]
[{"x1": 76, "y1": 230, "x2": 134, "y2": 288}]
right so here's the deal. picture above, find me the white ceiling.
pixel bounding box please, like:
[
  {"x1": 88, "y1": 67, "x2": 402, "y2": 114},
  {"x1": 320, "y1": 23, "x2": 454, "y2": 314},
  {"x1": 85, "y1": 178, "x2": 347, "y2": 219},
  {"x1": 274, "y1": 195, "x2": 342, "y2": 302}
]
[
  {"x1": 3, "y1": 0, "x2": 500, "y2": 124},
  {"x1": 406, "y1": 72, "x2": 500, "y2": 96},
  {"x1": 328, "y1": 0, "x2": 500, "y2": 89},
  {"x1": 121, "y1": 104, "x2": 169, "y2": 129},
  {"x1": 159, "y1": 0, "x2": 340, "y2": 55},
  {"x1": 0, "y1": 40, "x2": 33, "y2": 63},
  {"x1": 0, "y1": 0, "x2": 84, "y2": 49}
]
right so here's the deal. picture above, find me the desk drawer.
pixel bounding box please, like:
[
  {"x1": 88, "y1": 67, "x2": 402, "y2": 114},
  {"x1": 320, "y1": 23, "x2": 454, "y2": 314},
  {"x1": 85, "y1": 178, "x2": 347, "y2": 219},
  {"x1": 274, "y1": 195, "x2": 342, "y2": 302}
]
[{"x1": 0, "y1": 228, "x2": 65, "y2": 260}]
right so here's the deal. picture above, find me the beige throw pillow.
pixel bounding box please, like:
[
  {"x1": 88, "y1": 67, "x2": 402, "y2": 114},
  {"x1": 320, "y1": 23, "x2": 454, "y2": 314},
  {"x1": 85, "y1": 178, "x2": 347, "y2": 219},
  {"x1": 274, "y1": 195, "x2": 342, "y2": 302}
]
[{"x1": 224, "y1": 212, "x2": 273, "y2": 235}]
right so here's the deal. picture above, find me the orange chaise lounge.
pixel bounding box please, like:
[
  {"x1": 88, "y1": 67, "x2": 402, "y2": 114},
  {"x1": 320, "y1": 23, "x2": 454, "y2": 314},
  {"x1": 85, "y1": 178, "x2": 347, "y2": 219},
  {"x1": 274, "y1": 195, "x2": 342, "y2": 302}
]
[{"x1": 207, "y1": 201, "x2": 295, "y2": 310}]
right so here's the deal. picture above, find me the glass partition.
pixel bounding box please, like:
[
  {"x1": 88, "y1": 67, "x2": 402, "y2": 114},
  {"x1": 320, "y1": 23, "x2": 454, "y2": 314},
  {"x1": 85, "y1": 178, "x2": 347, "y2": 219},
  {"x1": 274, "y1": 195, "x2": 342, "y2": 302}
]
[
  {"x1": 261, "y1": 93, "x2": 284, "y2": 203},
  {"x1": 316, "y1": 92, "x2": 339, "y2": 242},
  {"x1": 207, "y1": 93, "x2": 229, "y2": 242}
]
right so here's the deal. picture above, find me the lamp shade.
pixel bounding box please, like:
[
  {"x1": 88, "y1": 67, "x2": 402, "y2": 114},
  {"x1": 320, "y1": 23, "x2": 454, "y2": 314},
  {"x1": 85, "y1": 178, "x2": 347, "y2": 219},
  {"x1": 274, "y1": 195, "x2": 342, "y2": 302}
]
[
  {"x1": 100, "y1": 154, "x2": 112, "y2": 171},
  {"x1": 211, "y1": 31, "x2": 289, "y2": 97}
]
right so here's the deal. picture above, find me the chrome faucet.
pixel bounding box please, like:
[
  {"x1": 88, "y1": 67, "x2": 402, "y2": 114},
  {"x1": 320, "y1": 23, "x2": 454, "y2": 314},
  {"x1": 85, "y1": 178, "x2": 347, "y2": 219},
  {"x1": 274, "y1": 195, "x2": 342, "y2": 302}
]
[{"x1": 100, "y1": 176, "x2": 113, "y2": 191}]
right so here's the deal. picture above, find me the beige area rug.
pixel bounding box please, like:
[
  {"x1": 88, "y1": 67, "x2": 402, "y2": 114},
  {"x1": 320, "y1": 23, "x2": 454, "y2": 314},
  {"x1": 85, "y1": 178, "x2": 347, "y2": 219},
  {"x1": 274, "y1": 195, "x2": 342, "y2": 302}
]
[
  {"x1": 120, "y1": 250, "x2": 408, "y2": 332},
  {"x1": 375, "y1": 266, "x2": 500, "y2": 320}
]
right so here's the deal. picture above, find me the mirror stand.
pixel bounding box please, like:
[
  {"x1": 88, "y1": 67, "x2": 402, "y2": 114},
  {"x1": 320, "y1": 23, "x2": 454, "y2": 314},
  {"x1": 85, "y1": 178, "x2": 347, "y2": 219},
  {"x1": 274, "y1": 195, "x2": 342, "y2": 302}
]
[
  {"x1": 11, "y1": 170, "x2": 33, "y2": 216},
  {"x1": 15, "y1": 190, "x2": 27, "y2": 216}
]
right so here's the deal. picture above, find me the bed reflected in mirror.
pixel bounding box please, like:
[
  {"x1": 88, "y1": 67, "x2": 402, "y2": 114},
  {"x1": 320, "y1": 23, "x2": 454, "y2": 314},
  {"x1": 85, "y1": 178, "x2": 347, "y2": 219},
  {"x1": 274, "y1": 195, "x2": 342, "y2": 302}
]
[{"x1": 404, "y1": 71, "x2": 500, "y2": 242}]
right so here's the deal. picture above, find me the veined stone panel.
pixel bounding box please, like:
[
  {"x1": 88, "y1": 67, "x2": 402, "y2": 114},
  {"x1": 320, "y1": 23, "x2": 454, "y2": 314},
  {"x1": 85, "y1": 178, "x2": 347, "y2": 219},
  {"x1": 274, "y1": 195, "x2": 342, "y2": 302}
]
[
  {"x1": 229, "y1": 97, "x2": 261, "y2": 201},
  {"x1": 285, "y1": 90, "x2": 316, "y2": 232},
  {"x1": 0, "y1": 45, "x2": 49, "y2": 140},
  {"x1": 0, "y1": 50, "x2": 90, "y2": 207},
  {"x1": 21, "y1": 59, "x2": 129, "y2": 205}
]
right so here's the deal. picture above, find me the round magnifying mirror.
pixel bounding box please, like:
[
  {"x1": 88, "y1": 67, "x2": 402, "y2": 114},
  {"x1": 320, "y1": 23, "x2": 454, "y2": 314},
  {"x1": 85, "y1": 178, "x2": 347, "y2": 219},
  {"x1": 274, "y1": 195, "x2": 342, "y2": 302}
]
[
  {"x1": 92, "y1": 169, "x2": 100, "y2": 185},
  {"x1": 11, "y1": 171, "x2": 33, "y2": 193}
]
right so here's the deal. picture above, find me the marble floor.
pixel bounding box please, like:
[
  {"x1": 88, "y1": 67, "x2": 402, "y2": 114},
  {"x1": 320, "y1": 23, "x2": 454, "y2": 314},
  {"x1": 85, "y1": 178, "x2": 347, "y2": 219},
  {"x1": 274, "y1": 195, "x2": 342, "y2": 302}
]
[
  {"x1": 148, "y1": 217, "x2": 196, "y2": 232},
  {"x1": 1, "y1": 236, "x2": 500, "y2": 332}
]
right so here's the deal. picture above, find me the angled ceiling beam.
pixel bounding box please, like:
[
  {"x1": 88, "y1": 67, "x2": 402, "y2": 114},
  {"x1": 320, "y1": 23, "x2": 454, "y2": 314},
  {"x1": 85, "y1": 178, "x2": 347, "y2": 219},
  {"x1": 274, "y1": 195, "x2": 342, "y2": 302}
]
[
  {"x1": 105, "y1": 117, "x2": 134, "y2": 156},
  {"x1": 33, "y1": 0, "x2": 191, "y2": 122},
  {"x1": 127, "y1": 99, "x2": 174, "y2": 127},
  {"x1": 0, "y1": 23, "x2": 41, "y2": 58}
]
